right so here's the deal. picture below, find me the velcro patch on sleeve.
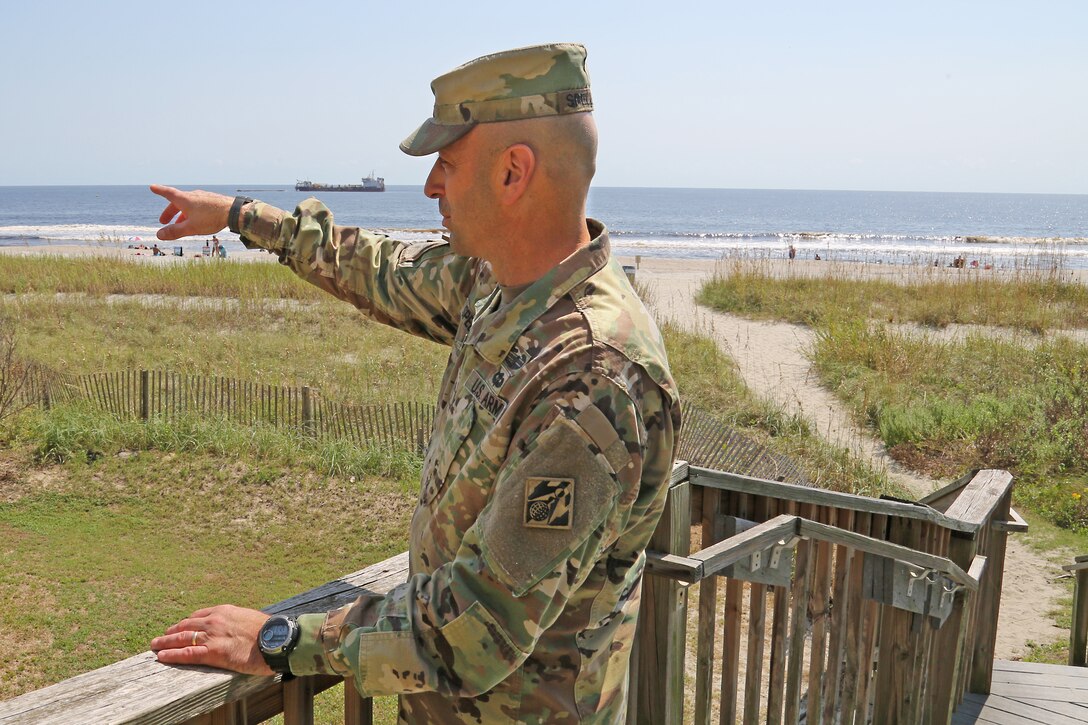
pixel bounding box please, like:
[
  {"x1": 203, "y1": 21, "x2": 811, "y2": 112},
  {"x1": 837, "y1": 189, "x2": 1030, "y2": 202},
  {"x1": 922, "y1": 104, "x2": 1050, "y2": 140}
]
[{"x1": 480, "y1": 415, "x2": 619, "y2": 597}]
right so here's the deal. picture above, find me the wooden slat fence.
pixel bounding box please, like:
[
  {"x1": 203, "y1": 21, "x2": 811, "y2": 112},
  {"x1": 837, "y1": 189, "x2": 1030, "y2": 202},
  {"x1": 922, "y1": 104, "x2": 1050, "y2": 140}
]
[
  {"x1": 18, "y1": 368, "x2": 435, "y2": 452},
  {"x1": 21, "y1": 370, "x2": 810, "y2": 483},
  {"x1": 678, "y1": 401, "x2": 809, "y2": 485}
]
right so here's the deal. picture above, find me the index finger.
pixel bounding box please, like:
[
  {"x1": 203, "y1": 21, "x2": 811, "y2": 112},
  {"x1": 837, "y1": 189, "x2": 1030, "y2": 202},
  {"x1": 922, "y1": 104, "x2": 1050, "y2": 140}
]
[{"x1": 150, "y1": 185, "x2": 185, "y2": 224}]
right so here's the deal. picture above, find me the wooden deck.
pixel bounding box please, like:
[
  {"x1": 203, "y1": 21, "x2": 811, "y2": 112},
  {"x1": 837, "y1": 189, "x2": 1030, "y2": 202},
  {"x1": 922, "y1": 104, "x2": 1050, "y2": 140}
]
[{"x1": 953, "y1": 660, "x2": 1088, "y2": 724}]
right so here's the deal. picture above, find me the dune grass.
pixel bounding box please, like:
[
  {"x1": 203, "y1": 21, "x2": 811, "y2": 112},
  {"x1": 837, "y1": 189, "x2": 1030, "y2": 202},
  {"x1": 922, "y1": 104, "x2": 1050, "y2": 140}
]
[
  {"x1": 0, "y1": 255, "x2": 326, "y2": 300},
  {"x1": 698, "y1": 265, "x2": 1088, "y2": 529},
  {"x1": 0, "y1": 294, "x2": 448, "y2": 405},
  {"x1": 699, "y1": 262, "x2": 1088, "y2": 331}
]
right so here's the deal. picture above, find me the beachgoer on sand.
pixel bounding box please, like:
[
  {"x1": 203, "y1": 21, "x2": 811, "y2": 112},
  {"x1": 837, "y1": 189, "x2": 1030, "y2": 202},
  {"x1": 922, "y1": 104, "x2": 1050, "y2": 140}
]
[{"x1": 148, "y1": 43, "x2": 679, "y2": 725}]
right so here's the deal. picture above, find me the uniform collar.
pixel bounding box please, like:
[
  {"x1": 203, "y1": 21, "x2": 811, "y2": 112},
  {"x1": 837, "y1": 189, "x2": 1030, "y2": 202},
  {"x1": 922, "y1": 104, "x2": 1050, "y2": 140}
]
[{"x1": 469, "y1": 219, "x2": 610, "y2": 365}]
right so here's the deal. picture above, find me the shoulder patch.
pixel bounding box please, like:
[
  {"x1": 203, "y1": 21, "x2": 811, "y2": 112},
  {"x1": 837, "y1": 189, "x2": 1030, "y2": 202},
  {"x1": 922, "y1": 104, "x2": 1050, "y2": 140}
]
[{"x1": 524, "y1": 477, "x2": 574, "y2": 529}]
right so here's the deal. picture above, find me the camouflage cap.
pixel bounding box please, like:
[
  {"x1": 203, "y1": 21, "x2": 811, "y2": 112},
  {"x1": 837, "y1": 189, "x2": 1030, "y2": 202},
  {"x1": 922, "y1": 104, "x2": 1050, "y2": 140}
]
[{"x1": 400, "y1": 43, "x2": 593, "y2": 157}]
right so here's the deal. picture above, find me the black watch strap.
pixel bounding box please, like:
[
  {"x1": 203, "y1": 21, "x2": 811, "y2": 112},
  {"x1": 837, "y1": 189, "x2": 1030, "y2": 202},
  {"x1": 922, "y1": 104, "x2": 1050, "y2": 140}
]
[{"x1": 228, "y1": 196, "x2": 254, "y2": 235}]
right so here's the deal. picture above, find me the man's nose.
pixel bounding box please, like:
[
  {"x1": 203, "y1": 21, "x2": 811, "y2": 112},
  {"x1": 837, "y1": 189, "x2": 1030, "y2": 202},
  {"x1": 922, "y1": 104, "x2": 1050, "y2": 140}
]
[{"x1": 423, "y1": 160, "x2": 444, "y2": 199}]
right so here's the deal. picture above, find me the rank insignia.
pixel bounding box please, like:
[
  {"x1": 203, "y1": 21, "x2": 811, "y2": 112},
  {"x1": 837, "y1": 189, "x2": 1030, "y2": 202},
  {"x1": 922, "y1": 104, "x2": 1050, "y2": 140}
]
[
  {"x1": 524, "y1": 477, "x2": 574, "y2": 529},
  {"x1": 491, "y1": 369, "x2": 506, "y2": 388},
  {"x1": 502, "y1": 347, "x2": 531, "y2": 372}
]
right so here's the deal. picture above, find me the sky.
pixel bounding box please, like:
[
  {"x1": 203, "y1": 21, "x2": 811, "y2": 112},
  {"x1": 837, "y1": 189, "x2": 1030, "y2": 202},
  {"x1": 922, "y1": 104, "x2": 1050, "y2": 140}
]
[{"x1": 1, "y1": 1, "x2": 1085, "y2": 194}]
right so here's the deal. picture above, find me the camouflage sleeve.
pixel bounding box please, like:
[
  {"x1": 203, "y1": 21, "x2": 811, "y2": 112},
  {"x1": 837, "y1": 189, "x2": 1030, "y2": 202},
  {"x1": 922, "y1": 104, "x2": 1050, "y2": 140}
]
[
  {"x1": 237, "y1": 198, "x2": 477, "y2": 345},
  {"x1": 286, "y1": 375, "x2": 674, "y2": 698}
]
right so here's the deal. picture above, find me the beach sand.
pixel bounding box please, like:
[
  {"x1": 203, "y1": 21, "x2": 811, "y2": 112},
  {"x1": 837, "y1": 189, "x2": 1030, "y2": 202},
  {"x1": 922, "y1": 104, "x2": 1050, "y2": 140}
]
[{"x1": 2, "y1": 242, "x2": 1074, "y2": 658}]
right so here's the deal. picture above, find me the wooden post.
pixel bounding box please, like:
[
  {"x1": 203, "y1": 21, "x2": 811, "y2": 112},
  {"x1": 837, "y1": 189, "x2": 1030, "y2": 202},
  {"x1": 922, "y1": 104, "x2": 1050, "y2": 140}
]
[
  {"x1": 931, "y1": 531, "x2": 978, "y2": 723},
  {"x1": 1071, "y1": 564, "x2": 1088, "y2": 666},
  {"x1": 344, "y1": 677, "x2": 374, "y2": 725},
  {"x1": 693, "y1": 488, "x2": 722, "y2": 724},
  {"x1": 140, "y1": 370, "x2": 150, "y2": 421},
  {"x1": 301, "y1": 386, "x2": 315, "y2": 437},
  {"x1": 282, "y1": 676, "x2": 315, "y2": 725},
  {"x1": 631, "y1": 477, "x2": 691, "y2": 725},
  {"x1": 969, "y1": 493, "x2": 1011, "y2": 693}
]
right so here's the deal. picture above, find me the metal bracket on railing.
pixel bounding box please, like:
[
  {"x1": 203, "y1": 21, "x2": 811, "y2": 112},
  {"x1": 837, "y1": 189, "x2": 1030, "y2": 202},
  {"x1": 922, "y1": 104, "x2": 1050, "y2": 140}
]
[
  {"x1": 905, "y1": 565, "x2": 933, "y2": 598},
  {"x1": 864, "y1": 557, "x2": 964, "y2": 625},
  {"x1": 726, "y1": 535, "x2": 798, "y2": 587}
]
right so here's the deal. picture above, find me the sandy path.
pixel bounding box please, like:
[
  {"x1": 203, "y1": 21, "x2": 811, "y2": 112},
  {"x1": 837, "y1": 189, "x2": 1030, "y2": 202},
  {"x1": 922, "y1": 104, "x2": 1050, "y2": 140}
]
[{"x1": 634, "y1": 257, "x2": 1069, "y2": 660}]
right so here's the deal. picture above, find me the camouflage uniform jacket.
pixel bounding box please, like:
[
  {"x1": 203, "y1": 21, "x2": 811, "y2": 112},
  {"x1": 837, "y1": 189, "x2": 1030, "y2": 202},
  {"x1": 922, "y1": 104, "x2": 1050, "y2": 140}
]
[{"x1": 237, "y1": 198, "x2": 680, "y2": 724}]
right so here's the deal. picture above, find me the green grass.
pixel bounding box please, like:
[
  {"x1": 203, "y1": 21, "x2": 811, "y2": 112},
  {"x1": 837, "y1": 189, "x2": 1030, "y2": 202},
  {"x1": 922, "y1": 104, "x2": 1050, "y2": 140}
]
[
  {"x1": 699, "y1": 265, "x2": 1088, "y2": 331},
  {"x1": 0, "y1": 408, "x2": 418, "y2": 714},
  {"x1": 0, "y1": 255, "x2": 326, "y2": 300},
  {"x1": 811, "y1": 321, "x2": 1088, "y2": 524},
  {"x1": 1, "y1": 294, "x2": 448, "y2": 405}
]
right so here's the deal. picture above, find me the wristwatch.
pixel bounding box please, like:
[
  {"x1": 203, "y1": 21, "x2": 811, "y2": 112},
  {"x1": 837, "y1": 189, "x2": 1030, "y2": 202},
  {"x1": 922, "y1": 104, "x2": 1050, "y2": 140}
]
[
  {"x1": 228, "y1": 195, "x2": 254, "y2": 235},
  {"x1": 258, "y1": 614, "x2": 300, "y2": 675}
]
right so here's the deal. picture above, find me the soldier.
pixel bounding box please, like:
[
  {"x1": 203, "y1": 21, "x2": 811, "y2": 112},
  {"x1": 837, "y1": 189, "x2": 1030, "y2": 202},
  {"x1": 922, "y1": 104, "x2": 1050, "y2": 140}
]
[{"x1": 149, "y1": 43, "x2": 680, "y2": 723}]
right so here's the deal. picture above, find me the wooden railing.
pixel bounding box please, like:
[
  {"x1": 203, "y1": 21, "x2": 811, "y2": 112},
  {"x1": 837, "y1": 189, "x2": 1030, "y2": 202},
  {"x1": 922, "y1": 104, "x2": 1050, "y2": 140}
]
[
  {"x1": 631, "y1": 464, "x2": 1020, "y2": 725},
  {"x1": 0, "y1": 465, "x2": 1019, "y2": 724}
]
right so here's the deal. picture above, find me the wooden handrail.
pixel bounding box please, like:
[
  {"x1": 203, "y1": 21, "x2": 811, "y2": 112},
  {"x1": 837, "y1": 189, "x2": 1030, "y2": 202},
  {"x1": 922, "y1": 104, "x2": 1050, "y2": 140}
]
[
  {"x1": 645, "y1": 514, "x2": 981, "y2": 590},
  {"x1": 689, "y1": 466, "x2": 982, "y2": 533}
]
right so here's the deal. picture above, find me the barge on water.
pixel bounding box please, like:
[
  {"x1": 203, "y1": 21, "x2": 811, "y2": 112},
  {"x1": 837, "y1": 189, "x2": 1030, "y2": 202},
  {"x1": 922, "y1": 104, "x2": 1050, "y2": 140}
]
[{"x1": 295, "y1": 173, "x2": 385, "y2": 192}]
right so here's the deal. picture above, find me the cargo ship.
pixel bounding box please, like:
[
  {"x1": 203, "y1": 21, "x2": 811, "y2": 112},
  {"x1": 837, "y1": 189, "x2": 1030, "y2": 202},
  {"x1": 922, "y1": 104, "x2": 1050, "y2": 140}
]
[{"x1": 295, "y1": 172, "x2": 385, "y2": 192}]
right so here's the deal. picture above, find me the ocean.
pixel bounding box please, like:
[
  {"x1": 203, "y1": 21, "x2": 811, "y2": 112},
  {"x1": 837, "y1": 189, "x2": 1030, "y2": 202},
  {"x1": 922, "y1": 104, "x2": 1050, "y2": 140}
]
[{"x1": 1, "y1": 185, "x2": 1086, "y2": 269}]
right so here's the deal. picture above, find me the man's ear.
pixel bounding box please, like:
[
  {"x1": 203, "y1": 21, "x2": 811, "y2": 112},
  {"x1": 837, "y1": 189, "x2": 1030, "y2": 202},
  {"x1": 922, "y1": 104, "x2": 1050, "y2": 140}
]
[{"x1": 497, "y1": 143, "x2": 536, "y2": 205}]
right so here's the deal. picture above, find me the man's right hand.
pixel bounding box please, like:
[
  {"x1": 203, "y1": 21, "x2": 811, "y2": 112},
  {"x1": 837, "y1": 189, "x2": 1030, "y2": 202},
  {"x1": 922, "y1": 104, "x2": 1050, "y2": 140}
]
[{"x1": 151, "y1": 185, "x2": 234, "y2": 241}]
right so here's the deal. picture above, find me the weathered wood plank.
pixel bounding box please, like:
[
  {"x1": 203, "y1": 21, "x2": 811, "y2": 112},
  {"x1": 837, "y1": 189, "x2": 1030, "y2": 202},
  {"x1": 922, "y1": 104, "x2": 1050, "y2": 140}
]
[
  {"x1": 782, "y1": 531, "x2": 812, "y2": 725},
  {"x1": 806, "y1": 533, "x2": 833, "y2": 724},
  {"x1": 970, "y1": 491, "x2": 1013, "y2": 694},
  {"x1": 1011, "y1": 697, "x2": 1088, "y2": 718},
  {"x1": 989, "y1": 671, "x2": 1088, "y2": 690},
  {"x1": 942, "y1": 470, "x2": 1015, "y2": 527},
  {"x1": 693, "y1": 488, "x2": 722, "y2": 725},
  {"x1": 822, "y1": 509, "x2": 855, "y2": 724},
  {"x1": 796, "y1": 519, "x2": 978, "y2": 588},
  {"x1": 692, "y1": 514, "x2": 799, "y2": 577},
  {"x1": 742, "y1": 583, "x2": 767, "y2": 724},
  {"x1": 994, "y1": 659, "x2": 1088, "y2": 677},
  {"x1": 954, "y1": 693, "x2": 1075, "y2": 724}
]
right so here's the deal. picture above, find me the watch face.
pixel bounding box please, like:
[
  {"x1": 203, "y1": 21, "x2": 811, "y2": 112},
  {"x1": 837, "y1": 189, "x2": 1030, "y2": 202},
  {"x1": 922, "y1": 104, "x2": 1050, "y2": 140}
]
[{"x1": 260, "y1": 618, "x2": 291, "y2": 651}]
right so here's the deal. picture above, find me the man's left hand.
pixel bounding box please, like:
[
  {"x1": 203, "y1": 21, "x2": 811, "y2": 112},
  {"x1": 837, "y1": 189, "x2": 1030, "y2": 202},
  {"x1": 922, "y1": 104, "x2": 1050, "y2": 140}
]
[{"x1": 151, "y1": 604, "x2": 274, "y2": 676}]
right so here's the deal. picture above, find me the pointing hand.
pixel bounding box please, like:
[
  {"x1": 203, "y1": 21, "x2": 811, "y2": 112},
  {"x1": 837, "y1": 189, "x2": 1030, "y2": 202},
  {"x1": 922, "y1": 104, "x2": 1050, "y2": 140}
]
[{"x1": 151, "y1": 185, "x2": 235, "y2": 241}]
